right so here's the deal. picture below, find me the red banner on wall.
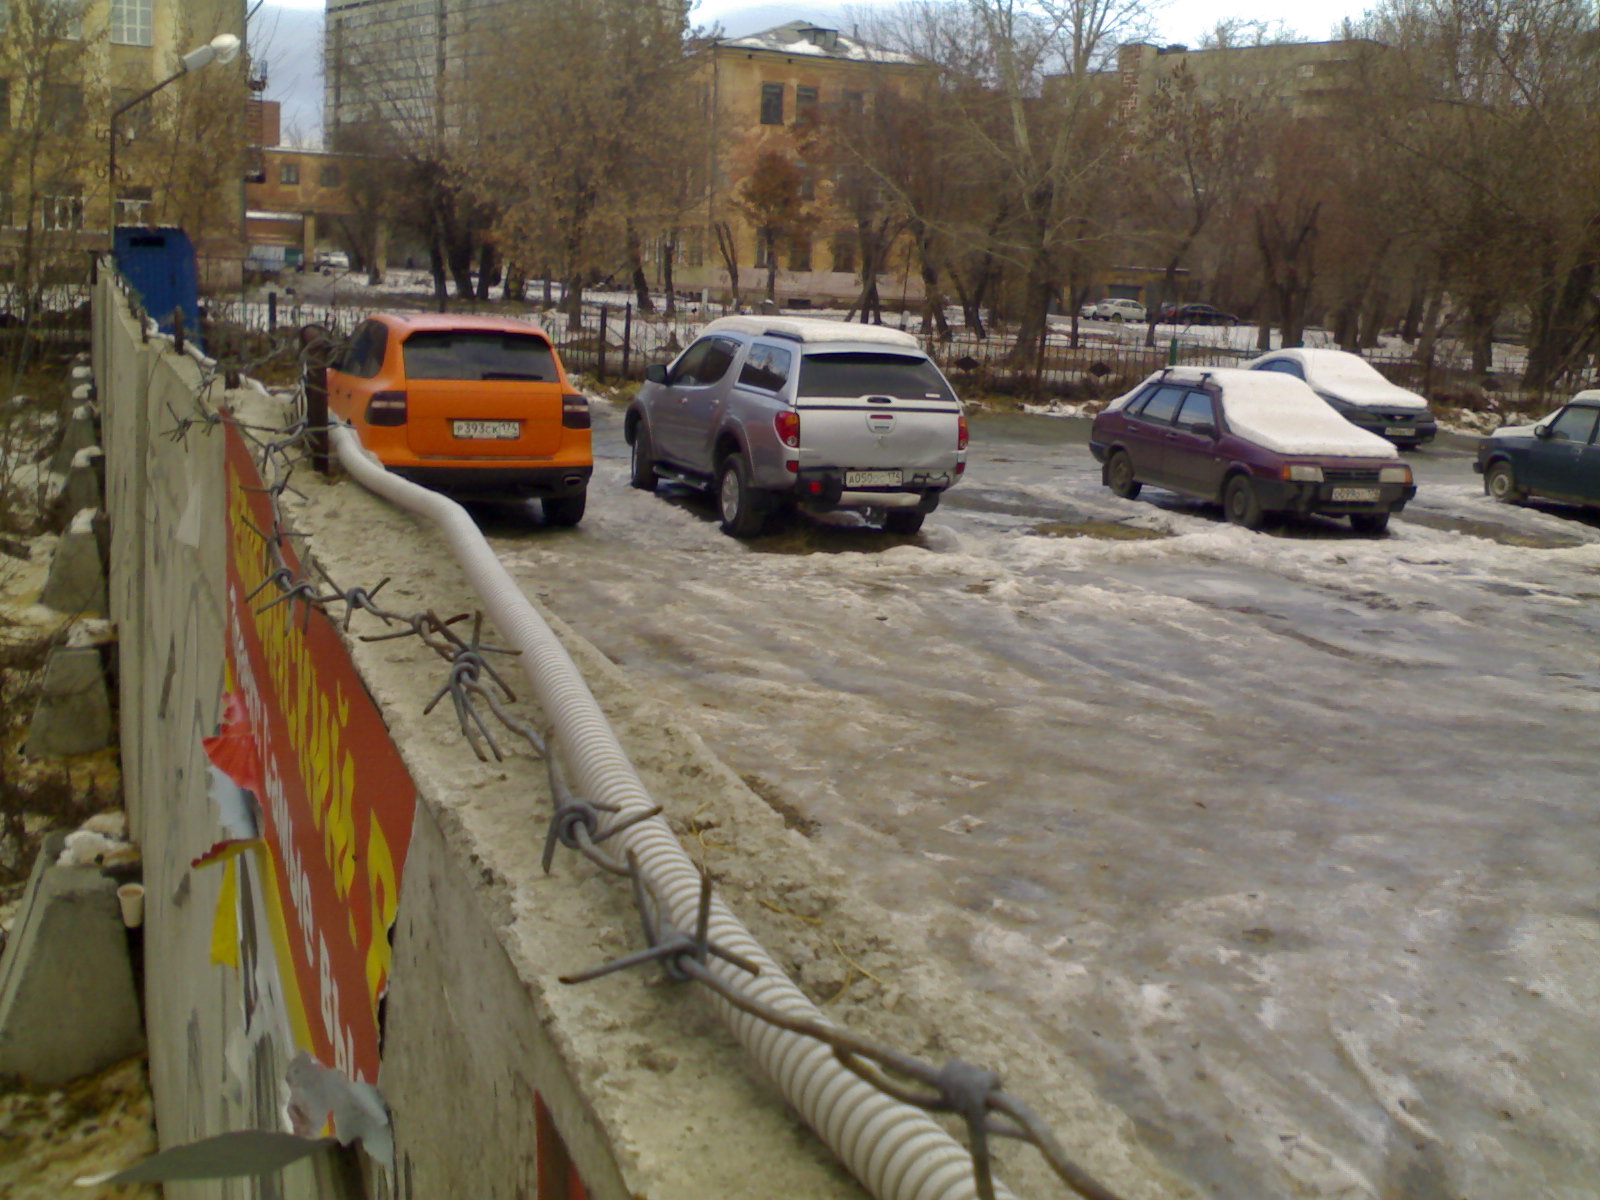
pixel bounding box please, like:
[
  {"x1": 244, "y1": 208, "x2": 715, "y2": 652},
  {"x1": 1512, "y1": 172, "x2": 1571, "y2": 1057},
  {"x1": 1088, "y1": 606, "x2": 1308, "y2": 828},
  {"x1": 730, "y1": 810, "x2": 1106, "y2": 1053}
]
[{"x1": 218, "y1": 422, "x2": 417, "y2": 1084}]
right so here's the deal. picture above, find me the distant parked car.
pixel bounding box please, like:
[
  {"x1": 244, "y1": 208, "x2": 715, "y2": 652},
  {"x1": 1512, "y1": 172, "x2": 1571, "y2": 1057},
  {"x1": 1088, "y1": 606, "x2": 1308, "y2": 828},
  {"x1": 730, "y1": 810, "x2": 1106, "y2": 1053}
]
[
  {"x1": 1246, "y1": 348, "x2": 1438, "y2": 448},
  {"x1": 1085, "y1": 298, "x2": 1147, "y2": 323},
  {"x1": 1154, "y1": 303, "x2": 1240, "y2": 326},
  {"x1": 326, "y1": 312, "x2": 592, "y2": 525},
  {"x1": 626, "y1": 315, "x2": 967, "y2": 537},
  {"x1": 1474, "y1": 390, "x2": 1600, "y2": 510},
  {"x1": 1089, "y1": 366, "x2": 1415, "y2": 533}
]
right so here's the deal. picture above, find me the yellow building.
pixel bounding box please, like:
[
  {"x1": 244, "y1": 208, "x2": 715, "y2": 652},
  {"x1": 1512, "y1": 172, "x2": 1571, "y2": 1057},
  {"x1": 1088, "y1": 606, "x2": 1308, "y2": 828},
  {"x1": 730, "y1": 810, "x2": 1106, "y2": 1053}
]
[
  {"x1": 680, "y1": 21, "x2": 925, "y2": 308},
  {"x1": 0, "y1": 0, "x2": 246, "y2": 287}
]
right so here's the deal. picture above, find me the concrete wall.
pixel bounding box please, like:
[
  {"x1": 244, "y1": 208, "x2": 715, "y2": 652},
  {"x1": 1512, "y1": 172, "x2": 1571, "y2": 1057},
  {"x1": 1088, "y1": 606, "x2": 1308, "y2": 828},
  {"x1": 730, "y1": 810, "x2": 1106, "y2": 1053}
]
[{"x1": 93, "y1": 270, "x2": 866, "y2": 1199}]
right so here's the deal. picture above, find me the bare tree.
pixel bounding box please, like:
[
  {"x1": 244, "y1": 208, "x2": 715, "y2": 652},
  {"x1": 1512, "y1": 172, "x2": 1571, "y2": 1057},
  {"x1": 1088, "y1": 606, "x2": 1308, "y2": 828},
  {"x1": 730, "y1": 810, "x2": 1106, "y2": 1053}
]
[{"x1": 454, "y1": 0, "x2": 704, "y2": 322}]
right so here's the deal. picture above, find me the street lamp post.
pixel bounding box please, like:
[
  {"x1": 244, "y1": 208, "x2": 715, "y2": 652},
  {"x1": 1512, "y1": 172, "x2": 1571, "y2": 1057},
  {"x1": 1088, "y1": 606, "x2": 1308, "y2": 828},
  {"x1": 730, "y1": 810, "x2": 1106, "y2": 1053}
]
[{"x1": 107, "y1": 33, "x2": 241, "y2": 241}]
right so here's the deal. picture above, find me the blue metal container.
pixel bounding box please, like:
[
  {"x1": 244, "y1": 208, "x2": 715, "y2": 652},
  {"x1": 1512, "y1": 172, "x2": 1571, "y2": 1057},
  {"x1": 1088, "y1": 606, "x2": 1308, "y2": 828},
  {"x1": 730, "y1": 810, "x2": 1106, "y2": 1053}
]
[{"x1": 113, "y1": 227, "x2": 203, "y2": 352}]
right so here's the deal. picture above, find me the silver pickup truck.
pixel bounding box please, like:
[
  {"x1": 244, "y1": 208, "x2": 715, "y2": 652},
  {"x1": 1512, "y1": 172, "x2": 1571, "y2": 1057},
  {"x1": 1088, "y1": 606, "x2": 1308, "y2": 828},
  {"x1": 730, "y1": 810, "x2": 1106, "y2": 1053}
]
[{"x1": 625, "y1": 316, "x2": 967, "y2": 537}]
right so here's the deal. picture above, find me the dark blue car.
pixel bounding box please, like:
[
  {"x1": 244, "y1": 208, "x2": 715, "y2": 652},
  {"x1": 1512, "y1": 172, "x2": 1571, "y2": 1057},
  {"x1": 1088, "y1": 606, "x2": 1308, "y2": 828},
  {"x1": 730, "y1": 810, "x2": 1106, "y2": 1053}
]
[{"x1": 1475, "y1": 391, "x2": 1600, "y2": 510}]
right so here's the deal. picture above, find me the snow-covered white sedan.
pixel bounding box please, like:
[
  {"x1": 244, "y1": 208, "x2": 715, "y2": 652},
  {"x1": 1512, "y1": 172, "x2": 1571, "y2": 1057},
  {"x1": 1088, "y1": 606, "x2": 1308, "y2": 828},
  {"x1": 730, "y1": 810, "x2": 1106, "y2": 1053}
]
[{"x1": 1246, "y1": 348, "x2": 1437, "y2": 448}]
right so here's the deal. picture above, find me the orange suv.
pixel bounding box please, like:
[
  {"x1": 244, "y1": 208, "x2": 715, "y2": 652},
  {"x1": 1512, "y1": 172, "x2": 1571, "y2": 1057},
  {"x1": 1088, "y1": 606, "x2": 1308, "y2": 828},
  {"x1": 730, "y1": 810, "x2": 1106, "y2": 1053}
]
[{"x1": 326, "y1": 313, "x2": 592, "y2": 525}]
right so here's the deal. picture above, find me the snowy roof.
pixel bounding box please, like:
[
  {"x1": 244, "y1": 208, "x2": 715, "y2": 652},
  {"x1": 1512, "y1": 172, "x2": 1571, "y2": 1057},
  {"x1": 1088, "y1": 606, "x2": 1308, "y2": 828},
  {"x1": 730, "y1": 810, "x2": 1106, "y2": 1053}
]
[
  {"x1": 719, "y1": 21, "x2": 917, "y2": 65},
  {"x1": 701, "y1": 315, "x2": 923, "y2": 349},
  {"x1": 1209, "y1": 368, "x2": 1399, "y2": 457},
  {"x1": 1247, "y1": 348, "x2": 1429, "y2": 411}
]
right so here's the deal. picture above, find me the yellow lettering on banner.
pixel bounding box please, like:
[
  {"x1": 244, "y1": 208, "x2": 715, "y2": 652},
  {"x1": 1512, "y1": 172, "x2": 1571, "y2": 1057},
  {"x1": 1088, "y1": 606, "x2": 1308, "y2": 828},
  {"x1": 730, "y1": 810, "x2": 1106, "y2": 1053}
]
[
  {"x1": 210, "y1": 856, "x2": 241, "y2": 968},
  {"x1": 330, "y1": 748, "x2": 358, "y2": 898},
  {"x1": 364, "y1": 816, "x2": 398, "y2": 1008}
]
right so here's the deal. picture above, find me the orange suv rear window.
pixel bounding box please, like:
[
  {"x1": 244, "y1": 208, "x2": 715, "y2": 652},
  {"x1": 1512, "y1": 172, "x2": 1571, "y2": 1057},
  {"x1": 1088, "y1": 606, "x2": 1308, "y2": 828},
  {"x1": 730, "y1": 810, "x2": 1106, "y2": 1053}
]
[{"x1": 402, "y1": 331, "x2": 559, "y2": 381}]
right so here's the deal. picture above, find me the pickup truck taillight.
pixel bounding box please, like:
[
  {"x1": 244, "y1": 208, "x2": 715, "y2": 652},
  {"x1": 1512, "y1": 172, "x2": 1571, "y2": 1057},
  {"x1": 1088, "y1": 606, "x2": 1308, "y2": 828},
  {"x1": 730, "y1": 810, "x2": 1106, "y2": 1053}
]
[
  {"x1": 775, "y1": 410, "x2": 801, "y2": 448},
  {"x1": 958, "y1": 415, "x2": 969, "y2": 451},
  {"x1": 562, "y1": 393, "x2": 591, "y2": 429},
  {"x1": 366, "y1": 391, "x2": 408, "y2": 426}
]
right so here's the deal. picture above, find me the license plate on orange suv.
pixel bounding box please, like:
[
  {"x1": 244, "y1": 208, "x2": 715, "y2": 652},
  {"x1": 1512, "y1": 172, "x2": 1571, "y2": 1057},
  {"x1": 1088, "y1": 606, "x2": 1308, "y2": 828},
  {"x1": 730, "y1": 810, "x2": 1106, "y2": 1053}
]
[
  {"x1": 845, "y1": 469, "x2": 903, "y2": 487},
  {"x1": 452, "y1": 420, "x2": 520, "y2": 440}
]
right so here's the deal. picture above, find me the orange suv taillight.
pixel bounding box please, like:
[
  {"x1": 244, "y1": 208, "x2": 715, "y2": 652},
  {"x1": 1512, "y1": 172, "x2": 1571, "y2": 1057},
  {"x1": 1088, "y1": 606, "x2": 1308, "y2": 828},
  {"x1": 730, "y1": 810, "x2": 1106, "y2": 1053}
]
[
  {"x1": 958, "y1": 415, "x2": 969, "y2": 451},
  {"x1": 562, "y1": 393, "x2": 590, "y2": 429},
  {"x1": 366, "y1": 391, "x2": 408, "y2": 426}
]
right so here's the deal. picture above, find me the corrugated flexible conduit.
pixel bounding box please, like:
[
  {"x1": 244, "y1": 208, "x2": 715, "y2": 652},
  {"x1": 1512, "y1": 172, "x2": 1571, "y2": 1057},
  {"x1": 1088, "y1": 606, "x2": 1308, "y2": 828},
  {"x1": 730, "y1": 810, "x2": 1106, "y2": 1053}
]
[{"x1": 329, "y1": 426, "x2": 1015, "y2": 1200}]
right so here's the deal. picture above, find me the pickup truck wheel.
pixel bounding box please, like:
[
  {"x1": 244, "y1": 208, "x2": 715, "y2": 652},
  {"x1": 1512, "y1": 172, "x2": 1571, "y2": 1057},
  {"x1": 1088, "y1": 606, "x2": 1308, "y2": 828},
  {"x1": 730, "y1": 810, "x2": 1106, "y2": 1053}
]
[
  {"x1": 1106, "y1": 450, "x2": 1141, "y2": 500},
  {"x1": 629, "y1": 425, "x2": 658, "y2": 491},
  {"x1": 541, "y1": 490, "x2": 586, "y2": 528},
  {"x1": 717, "y1": 455, "x2": 768, "y2": 538},
  {"x1": 1224, "y1": 475, "x2": 1265, "y2": 530},
  {"x1": 883, "y1": 510, "x2": 925, "y2": 535}
]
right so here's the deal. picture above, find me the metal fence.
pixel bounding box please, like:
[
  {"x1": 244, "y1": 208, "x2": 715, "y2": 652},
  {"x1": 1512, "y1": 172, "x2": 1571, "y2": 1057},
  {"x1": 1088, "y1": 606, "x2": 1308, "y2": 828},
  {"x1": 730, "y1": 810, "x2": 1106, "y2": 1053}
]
[{"x1": 192, "y1": 283, "x2": 1600, "y2": 409}]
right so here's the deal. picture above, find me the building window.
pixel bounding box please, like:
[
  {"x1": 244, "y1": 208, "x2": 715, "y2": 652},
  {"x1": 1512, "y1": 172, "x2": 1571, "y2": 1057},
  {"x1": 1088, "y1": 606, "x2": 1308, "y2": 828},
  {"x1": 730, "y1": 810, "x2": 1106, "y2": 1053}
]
[
  {"x1": 109, "y1": 0, "x2": 152, "y2": 45},
  {"x1": 0, "y1": 80, "x2": 8, "y2": 133},
  {"x1": 280, "y1": 162, "x2": 300, "y2": 185},
  {"x1": 789, "y1": 237, "x2": 811, "y2": 272},
  {"x1": 41, "y1": 191, "x2": 84, "y2": 231},
  {"x1": 115, "y1": 186, "x2": 153, "y2": 225},
  {"x1": 843, "y1": 89, "x2": 864, "y2": 116},
  {"x1": 44, "y1": 84, "x2": 84, "y2": 134},
  {"x1": 760, "y1": 82, "x2": 783, "y2": 125},
  {"x1": 0, "y1": 191, "x2": 15, "y2": 227},
  {"x1": 686, "y1": 235, "x2": 704, "y2": 268},
  {"x1": 796, "y1": 85, "x2": 818, "y2": 122},
  {"x1": 319, "y1": 164, "x2": 342, "y2": 187},
  {"x1": 798, "y1": 166, "x2": 814, "y2": 202},
  {"x1": 48, "y1": 0, "x2": 85, "y2": 39},
  {"x1": 754, "y1": 230, "x2": 774, "y2": 269},
  {"x1": 831, "y1": 233, "x2": 856, "y2": 274}
]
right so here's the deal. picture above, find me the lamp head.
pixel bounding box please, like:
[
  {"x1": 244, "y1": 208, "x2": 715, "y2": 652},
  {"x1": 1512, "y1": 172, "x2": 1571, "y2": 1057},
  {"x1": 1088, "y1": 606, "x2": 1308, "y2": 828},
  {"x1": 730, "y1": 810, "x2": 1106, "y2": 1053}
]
[{"x1": 181, "y1": 33, "x2": 242, "y2": 73}]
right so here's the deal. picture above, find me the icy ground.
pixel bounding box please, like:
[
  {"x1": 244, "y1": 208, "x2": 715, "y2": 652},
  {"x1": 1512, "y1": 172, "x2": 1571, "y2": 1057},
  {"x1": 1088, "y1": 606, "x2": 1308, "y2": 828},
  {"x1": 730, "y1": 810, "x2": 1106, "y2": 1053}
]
[{"x1": 472, "y1": 407, "x2": 1600, "y2": 1199}]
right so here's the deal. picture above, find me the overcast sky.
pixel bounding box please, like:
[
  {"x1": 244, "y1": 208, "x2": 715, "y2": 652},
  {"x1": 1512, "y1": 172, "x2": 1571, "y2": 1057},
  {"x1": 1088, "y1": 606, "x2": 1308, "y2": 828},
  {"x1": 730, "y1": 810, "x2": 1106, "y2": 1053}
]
[{"x1": 261, "y1": 0, "x2": 1370, "y2": 47}]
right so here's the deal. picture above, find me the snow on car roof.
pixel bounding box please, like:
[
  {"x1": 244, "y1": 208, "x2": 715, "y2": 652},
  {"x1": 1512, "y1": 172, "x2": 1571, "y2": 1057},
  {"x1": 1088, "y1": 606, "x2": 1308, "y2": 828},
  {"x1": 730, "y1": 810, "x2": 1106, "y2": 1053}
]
[
  {"x1": 701, "y1": 315, "x2": 923, "y2": 350},
  {"x1": 1256, "y1": 348, "x2": 1429, "y2": 411},
  {"x1": 1210, "y1": 368, "x2": 1400, "y2": 457}
]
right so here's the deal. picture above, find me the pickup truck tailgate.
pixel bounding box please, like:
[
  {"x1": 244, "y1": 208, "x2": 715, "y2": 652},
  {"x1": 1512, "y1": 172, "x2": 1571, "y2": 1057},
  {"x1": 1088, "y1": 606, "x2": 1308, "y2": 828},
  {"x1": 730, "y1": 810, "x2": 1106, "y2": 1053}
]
[
  {"x1": 794, "y1": 350, "x2": 962, "y2": 473},
  {"x1": 795, "y1": 394, "x2": 962, "y2": 471}
]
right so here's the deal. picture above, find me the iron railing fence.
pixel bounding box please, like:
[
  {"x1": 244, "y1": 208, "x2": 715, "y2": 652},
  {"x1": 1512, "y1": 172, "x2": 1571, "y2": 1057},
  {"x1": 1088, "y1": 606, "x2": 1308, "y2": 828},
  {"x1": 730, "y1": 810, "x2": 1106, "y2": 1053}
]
[{"x1": 189, "y1": 283, "x2": 1600, "y2": 411}]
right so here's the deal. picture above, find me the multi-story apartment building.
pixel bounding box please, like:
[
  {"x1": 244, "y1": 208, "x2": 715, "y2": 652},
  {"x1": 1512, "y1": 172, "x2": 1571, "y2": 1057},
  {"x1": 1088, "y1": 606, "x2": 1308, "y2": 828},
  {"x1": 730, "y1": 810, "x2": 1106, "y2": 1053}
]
[
  {"x1": 0, "y1": 0, "x2": 247, "y2": 287},
  {"x1": 1113, "y1": 38, "x2": 1385, "y2": 121},
  {"x1": 676, "y1": 20, "x2": 925, "y2": 308},
  {"x1": 324, "y1": 0, "x2": 691, "y2": 143}
]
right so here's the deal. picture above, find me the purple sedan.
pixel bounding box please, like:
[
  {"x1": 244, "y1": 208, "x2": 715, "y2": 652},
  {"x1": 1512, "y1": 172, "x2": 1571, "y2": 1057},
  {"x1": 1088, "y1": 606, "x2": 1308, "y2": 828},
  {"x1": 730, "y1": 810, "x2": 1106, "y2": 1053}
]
[{"x1": 1089, "y1": 366, "x2": 1417, "y2": 533}]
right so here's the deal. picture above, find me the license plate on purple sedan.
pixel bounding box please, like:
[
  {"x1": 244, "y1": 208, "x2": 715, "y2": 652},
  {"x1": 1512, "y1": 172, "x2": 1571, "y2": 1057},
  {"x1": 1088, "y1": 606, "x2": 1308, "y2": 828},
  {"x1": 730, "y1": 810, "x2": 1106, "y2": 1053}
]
[{"x1": 1330, "y1": 486, "x2": 1380, "y2": 502}]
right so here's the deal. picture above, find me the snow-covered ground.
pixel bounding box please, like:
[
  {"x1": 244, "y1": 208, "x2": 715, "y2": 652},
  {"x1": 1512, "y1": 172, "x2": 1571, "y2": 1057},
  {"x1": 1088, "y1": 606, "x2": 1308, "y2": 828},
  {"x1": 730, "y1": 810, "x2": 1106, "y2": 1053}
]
[{"x1": 457, "y1": 407, "x2": 1600, "y2": 1199}]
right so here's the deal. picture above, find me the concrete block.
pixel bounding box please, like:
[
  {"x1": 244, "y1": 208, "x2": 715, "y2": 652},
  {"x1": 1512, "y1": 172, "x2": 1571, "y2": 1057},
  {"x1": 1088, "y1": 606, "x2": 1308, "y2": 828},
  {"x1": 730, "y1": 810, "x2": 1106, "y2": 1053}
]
[
  {"x1": 23, "y1": 645, "x2": 113, "y2": 757},
  {"x1": 0, "y1": 832, "x2": 145, "y2": 1086},
  {"x1": 50, "y1": 403, "x2": 100, "y2": 475},
  {"x1": 52, "y1": 446, "x2": 104, "y2": 528},
  {"x1": 39, "y1": 508, "x2": 108, "y2": 616}
]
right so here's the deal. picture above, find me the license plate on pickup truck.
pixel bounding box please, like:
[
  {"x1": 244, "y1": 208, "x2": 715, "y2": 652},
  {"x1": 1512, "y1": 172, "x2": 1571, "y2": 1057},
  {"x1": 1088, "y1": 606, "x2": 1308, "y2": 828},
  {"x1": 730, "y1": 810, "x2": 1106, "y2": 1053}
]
[
  {"x1": 845, "y1": 469, "x2": 903, "y2": 487},
  {"x1": 452, "y1": 420, "x2": 520, "y2": 440},
  {"x1": 1329, "y1": 486, "x2": 1380, "y2": 502}
]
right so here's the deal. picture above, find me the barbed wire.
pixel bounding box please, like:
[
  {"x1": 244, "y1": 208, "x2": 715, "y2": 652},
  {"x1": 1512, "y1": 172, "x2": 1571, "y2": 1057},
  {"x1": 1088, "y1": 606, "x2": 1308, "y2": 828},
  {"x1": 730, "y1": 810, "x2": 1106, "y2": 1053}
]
[{"x1": 151, "y1": 329, "x2": 1133, "y2": 1200}]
